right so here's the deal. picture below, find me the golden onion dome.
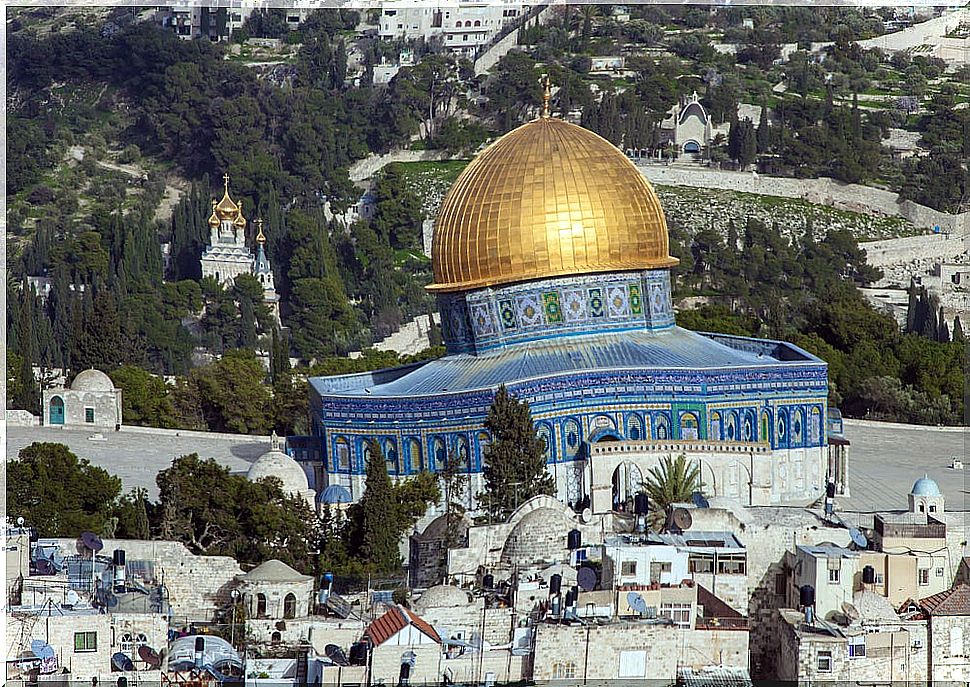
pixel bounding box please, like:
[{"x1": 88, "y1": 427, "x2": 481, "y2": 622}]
[
  {"x1": 207, "y1": 201, "x2": 220, "y2": 228},
  {"x1": 429, "y1": 116, "x2": 677, "y2": 293},
  {"x1": 233, "y1": 199, "x2": 246, "y2": 228},
  {"x1": 214, "y1": 172, "x2": 240, "y2": 221}
]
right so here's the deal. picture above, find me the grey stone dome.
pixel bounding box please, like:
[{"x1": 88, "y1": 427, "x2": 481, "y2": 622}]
[
  {"x1": 501, "y1": 507, "x2": 570, "y2": 566},
  {"x1": 247, "y1": 449, "x2": 309, "y2": 495},
  {"x1": 414, "y1": 584, "x2": 470, "y2": 612},
  {"x1": 71, "y1": 368, "x2": 115, "y2": 392}
]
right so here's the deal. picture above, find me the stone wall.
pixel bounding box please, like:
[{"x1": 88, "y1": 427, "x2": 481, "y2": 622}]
[
  {"x1": 930, "y1": 614, "x2": 970, "y2": 682},
  {"x1": 638, "y1": 164, "x2": 969, "y2": 234},
  {"x1": 348, "y1": 149, "x2": 451, "y2": 183},
  {"x1": 472, "y1": 4, "x2": 555, "y2": 76},
  {"x1": 532, "y1": 622, "x2": 748, "y2": 680},
  {"x1": 6, "y1": 409, "x2": 39, "y2": 426},
  {"x1": 49, "y1": 538, "x2": 243, "y2": 621}
]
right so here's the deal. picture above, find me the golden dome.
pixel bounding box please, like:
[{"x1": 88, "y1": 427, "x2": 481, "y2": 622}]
[
  {"x1": 207, "y1": 201, "x2": 220, "y2": 228},
  {"x1": 214, "y1": 172, "x2": 240, "y2": 221},
  {"x1": 233, "y1": 199, "x2": 246, "y2": 228},
  {"x1": 429, "y1": 117, "x2": 677, "y2": 293}
]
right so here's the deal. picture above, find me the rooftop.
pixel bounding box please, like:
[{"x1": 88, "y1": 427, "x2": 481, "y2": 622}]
[
  {"x1": 919, "y1": 583, "x2": 970, "y2": 616},
  {"x1": 796, "y1": 544, "x2": 858, "y2": 559},
  {"x1": 311, "y1": 327, "x2": 821, "y2": 399},
  {"x1": 607, "y1": 531, "x2": 745, "y2": 551}
]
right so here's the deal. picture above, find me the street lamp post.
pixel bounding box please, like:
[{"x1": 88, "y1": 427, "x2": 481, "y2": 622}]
[{"x1": 229, "y1": 589, "x2": 240, "y2": 648}]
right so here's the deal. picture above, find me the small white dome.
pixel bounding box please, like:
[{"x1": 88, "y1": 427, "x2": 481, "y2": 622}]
[
  {"x1": 247, "y1": 450, "x2": 309, "y2": 495},
  {"x1": 414, "y1": 585, "x2": 470, "y2": 612},
  {"x1": 71, "y1": 368, "x2": 115, "y2": 392}
]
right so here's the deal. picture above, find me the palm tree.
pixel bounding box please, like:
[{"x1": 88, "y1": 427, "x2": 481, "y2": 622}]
[{"x1": 640, "y1": 454, "x2": 702, "y2": 528}]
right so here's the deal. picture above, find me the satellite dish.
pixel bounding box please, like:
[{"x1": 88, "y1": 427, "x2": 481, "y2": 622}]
[
  {"x1": 111, "y1": 653, "x2": 134, "y2": 672},
  {"x1": 65, "y1": 590, "x2": 81, "y2": 607},
  {"x1": 81, "y1": 531, "x2": 104, "y2": 553},
  {"x1": 577, "y1": 566, "x2": 597, "y2": 592},
  {"x1": 35, "y1": 559, "x2": 55, "y2": 576},
  {"x1": 31, "y1": 641, "x2": 54, "y2": 660},
  {"x1": 325, "y1": 645, "x2": 350, "y2": 667},
  {"x1": 670, "y1": 508, "x2": 693, "y2": 532},
  {"x1": 137, "y1": 646, "x2": 161, "y2": 668},
  {"x1": 691, "y1": 491, "x2": 710, "y2": 509},
  {"x1": 841, "y1": 602, "x2": 861, "y2": 621},
  {"x1": 580, "y1": 508, "x2": 592, "y2": 524},
  {"x1": 105, "y1": 593, "x2": 119, "y2": 609},
  {"x1": 849, "y1": 528, "x2": 868, "y2": 549},
  {"x1": 626, "y1": 592, "x2": 648, "y2": 615}
]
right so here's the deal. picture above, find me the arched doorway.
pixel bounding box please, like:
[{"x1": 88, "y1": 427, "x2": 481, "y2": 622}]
[
  {"x1": 49, "y1": 396, "x2": 65, "y2": 425},
  {"x1": 611, "y1": 461, "x2": 643, "y2": 513},
  {"x1": 683, "y1": 140, "x2": 701, "y2": 154},
  {"x1": 256, "y1": 593, "x2": 267, "y2": 618}
]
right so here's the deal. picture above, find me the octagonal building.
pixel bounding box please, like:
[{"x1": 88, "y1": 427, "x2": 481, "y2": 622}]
[{"x1": 304, "y1": 113, "x2": 830, "y2": 512}]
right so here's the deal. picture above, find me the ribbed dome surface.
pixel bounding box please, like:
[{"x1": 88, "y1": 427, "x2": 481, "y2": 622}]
[
  {"x1": 71, "y1": 368, "x2": 115, "y2": 392},
  {"x1": 429, "y1": 117, "x2": 676, "y2": 293},
  {"x1": 501, "y1": 507, "x2": 570, "y2": 566},
  {"x1": 414, "y1": 585, "x2": 470, "y2": 612}
]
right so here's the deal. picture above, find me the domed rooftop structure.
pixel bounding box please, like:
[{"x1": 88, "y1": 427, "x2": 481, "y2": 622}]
[
  {"x1": 911, "y1": 476, "x2": 942, "y2": 497},
  {"x1": 214, "y1": 173, "x2": 242, "y2": 221},
  {"x1": 240, "y1": 559, "x2": 313, "y2": 583},
  {"x1": 413, "y1": 584, "x2": 470, "y2": 612},
  {"x1": 318, "y1": 484, "x2": 353, "y2": 505},
  {"x1": 247, "y1": 449, "x2": 309, "y2": 495},
  {"x1": 501, "y1": 506, "x2": 571, "y2": 566},
  {"x1": 429, "y1": 115, "x2": 677, "y2": 293},
  {"x1": 71, "y1": 368, "x2": 115, "y2": 392}
]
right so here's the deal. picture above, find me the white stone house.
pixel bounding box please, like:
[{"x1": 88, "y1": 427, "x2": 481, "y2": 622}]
[
  {"x1": 42, "y1": 368, "x2": 122, "y2": 429},
  {"x1": 236, "y1": 559, "x2": 315, "y2": 624}
]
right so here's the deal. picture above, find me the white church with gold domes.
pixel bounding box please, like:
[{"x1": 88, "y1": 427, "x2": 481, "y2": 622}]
[
  {"x1": 200, "y1": 173, "x2": 280, "y2": 321},
  {"x1": 303, "y1": 100, "x2": 832, "y2": 513}
]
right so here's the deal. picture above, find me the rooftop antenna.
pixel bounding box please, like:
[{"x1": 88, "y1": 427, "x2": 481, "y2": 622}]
[
  {"x1": 80, "y1": 531, "x2": 103, "y2": 597},
  {"x1": 541, "y1": 74, "x2": 551, "y2": 118}
]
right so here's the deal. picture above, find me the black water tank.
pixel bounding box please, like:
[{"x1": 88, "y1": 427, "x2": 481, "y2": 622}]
[
  {"x1": 799, "y1": 585, "x2": 816, "y2": 608},
  {"x1": 567, "y1": 529, "x2": 582, "y2": 550},
  {"x1": 349, "y1": 642, "x2": 369, "y2": 666},
  {"x1": 564, "y1": 588, "x2": 576, "y2": 607},
  {"x1": 117, "y1": 678, "x2": 127, "y2": 687},
  {"x1": 113, "y1": 549, "x2": 126, "y2": 566},
  {"x1": 399, "y1": 663, "x2": 410, "y2": 681},
  {"x1": 862, "y1": 565, "x2": 876, "y2": 584},
  {"x1": 194, "y1": 636, "x2": 205, "y2": 653},
  {"x1": 634, "y1": 492, "x2": 649, "y2": 515},
  {"x1": 550, "y1": 573, "x2": 562, "y2": 595},
  {"x1": 482, "y1": 573, "x2": 494, "y2": 589},
  {"x1": 826, "y1": 482, "x2": 836, "y2": 499}
]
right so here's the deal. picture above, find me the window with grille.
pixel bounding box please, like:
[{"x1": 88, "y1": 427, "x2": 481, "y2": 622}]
[
  {"x1": 85, "y1": 408, "x2": 95, "y2": 423},
  {"x1": 817, "y1": 650, "x2": 832, "y2": 672},
  {"x1": 621, "y1": 560, "x2": 637, "y2": 576},
  {"x1": 828, "y1": 568, "x2": 840, "y2": 584},
  {"x1": 848, "y1": 639, "x2": 866, "y2": 658},
  {"x1": 919, "y1": 569, "x2": 930, "y2": 585},
  {"x1": 717, "y1": 554, "x2": 746, "y2": 575},
  {"x1": 690, "y1": 555, "x2": 714, "y2": 574},
  {"x1": 75, "y1": 632, "x2": 97, "y2": 652},
  {"x1": 552, "y1": 662, "x2": 576, "y2": 679}
]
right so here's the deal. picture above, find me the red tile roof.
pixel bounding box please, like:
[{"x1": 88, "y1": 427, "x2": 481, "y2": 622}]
[
  {"x1": 365, "y1": 605, "x2": 440, "y2": 646},
  {"x1": 919, "y1": 583, "x2": 970, "y2": 616}
]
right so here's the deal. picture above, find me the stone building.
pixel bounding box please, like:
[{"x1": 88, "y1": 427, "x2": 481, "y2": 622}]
[
  {"x1": 200, "y1": 173, "x2": 280, "y2": 322},
  {"x1": 378, "y1": 2, "x2": 526, "y2": 58},
  {"x1": 409, "y1": 513, "x2": 471, "y2": 589},
  {"x1": 236, "y1": 559, "x2": 314, "y2": 630},
  {"x1": 659, "y1": 92, "x2": 715, "y2": 155},
  {"x1": 42, "y1": 368, "x2": 122, "y2": 429},
  {"x1": 919, "y1": 582, "x2": 970, "y2": 682},
  {"x1": 364, "y1": 604, "x2": 442, "y2": 684}
]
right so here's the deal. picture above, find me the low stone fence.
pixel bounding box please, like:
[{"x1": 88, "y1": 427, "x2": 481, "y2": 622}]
[
  {"x1": 6, "y1": 409, "x2": 39, "y2": 426},
  {"x1": 348, "y1": 149, "x2": 450, "y2": 182}
]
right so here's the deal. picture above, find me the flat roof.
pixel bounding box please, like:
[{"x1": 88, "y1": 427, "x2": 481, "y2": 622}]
[{"x1": 6, "y1": 426, "x2": 268, "y2": 499}]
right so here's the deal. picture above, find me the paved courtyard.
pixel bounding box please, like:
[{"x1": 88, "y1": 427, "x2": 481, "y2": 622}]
[
  {"x1": 6, "y1": 419, "x2": 966, "y2": 511},
  {"x1": 840, "y1": 420, "x2": 967, "y2": 513},
  {"x1": 6, "y1": 425, "x2": 269, "y2": 499}
]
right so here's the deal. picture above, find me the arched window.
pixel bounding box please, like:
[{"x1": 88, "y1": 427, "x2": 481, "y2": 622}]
[
  {"x1": 432, "y1": 437, "x2": 447, "y2": 471},
  {"x1": 552, "y1": 662, "x2": 577, "y2": 679},
  {"x1": 408, "y1": 438, "x2": 423, "y2": 472},
  {"x1": 777, "y1": 411, "x2": 788, "y2": 447},
  {"x1": 465, "y1": 20, "x2": 472, "y2": 27},
  {"x1": 655, "y1": 414, "x2": 670, "y2": 440},
  {"x1": 680, "y1": 413, "x2": 699, "y2": 440},
  {"x1": 627, "y1": 415, "x2": 642, "y2": 441},
  {"x1": 709, "y1": 412, "x2": 722, "y2": 441},
  {"x1": 537, "y1": 423, "x2": 553, "y2": 463},
  {"x1": 563, "y1": 420, "x2": 582, "y2": 458},
  {"x1": 950, "y1": 626, "x2": 964, "y2": 657},
  {"x1": 726, "y1": 412, "x2": 738, "y2": 441},
  {"x1": 283, "y1": 593, "x2": 297, "y2": 619},
  {"x1": 385, "y1": 439, "x2": 398, "y2": 474},
  {"x1": 256, "y1": 593, "x2": 267, "y2": 617},
  {"x1": 456, "y1": 435, "x2": 470, "y2": 469},
  {"x1": 473, "y1": 19, "x2": 481, "y2": 26},
  {"x1": 792, "y1": 409, "x2": 804, "y2": 445},
  {"x1": 477, "y1": 432, "x2": 490, "y2": 461},
  {"x1": 49, "y1": 396, "x2": 65, "y2": 425},
  {"x1": 271, "y1": 631, "x2": 281, "y2": 643},
  {"x1": 810, "y1": 408, "x2": 822, "y2": 445},
  {"x1": 455, "y1": 21, "x2": 461, "y2": 26},
  {"x1": 335, "y1": 438, "x2": 350, "y2": 471},
  {"x1": 742, "y1": 412, "x2": 754, "y2": 442},
  {"x1": 760, "y1": 411, "x2": 771, "y2": 444}
]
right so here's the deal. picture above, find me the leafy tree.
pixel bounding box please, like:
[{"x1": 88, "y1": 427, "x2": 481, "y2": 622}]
[
  {"x1": 480, "y1": 384, "x2": 555, "y2": 518},
  {"x1": 110, "y1": 365, "x2": 177, "y2": 428},
  {"x1": 189, "y1": 349, "x2": 273, "y2": 434},
  {"x1": 7, "y1": 443, "x2": 122, "y2": 537},
  {"x1": 113, "y1": 488, "x2": 152, "y2": 540}
]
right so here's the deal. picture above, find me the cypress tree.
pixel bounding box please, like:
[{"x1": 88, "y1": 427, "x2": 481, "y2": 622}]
[
  {"x1": 756, "y1": 104, "x2": 770, "y2": 153},
  {"x1": 359, "y1": 439, "x2": 401, "y2": 573},
  {"x1": 905, "y1": 278, "x2": 918, "y2": 333},
  {"x1": 938, "y1": 307, "x2": 949, "y2": 342},
  {"x1": 953, "y1": 316, "x2": 965, "y2": 343},
  {"x1": 480, "y1": 384, "x2": 555, "y2": 519}
]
